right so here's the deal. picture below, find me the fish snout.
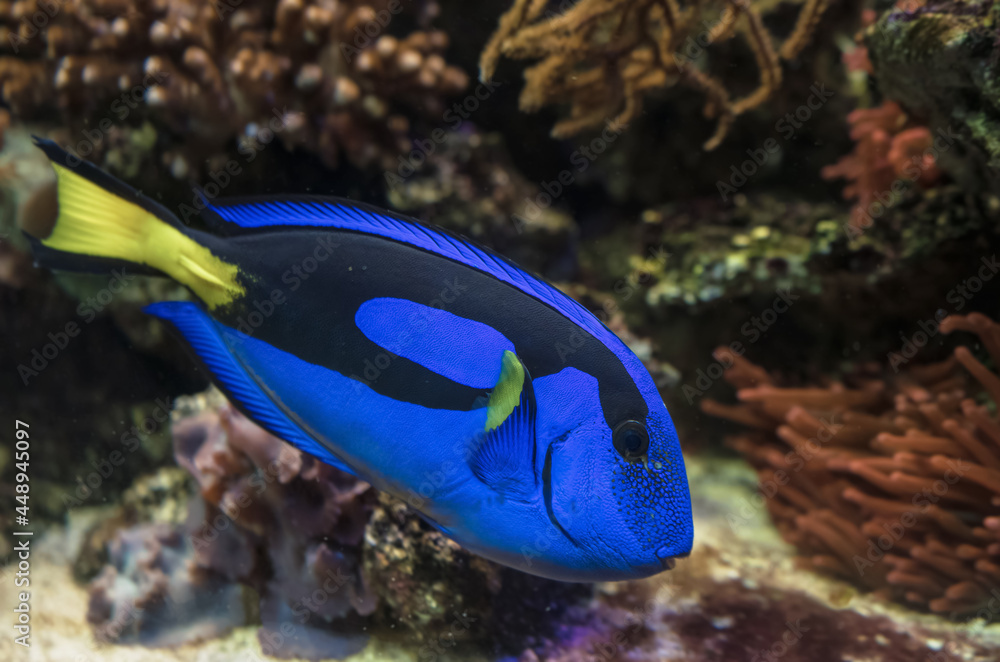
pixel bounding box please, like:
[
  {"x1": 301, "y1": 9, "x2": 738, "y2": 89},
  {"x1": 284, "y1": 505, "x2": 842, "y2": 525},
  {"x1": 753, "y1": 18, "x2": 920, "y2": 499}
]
[{"x1": 656, "y1": 543, "x2": 682, "y2": 570}]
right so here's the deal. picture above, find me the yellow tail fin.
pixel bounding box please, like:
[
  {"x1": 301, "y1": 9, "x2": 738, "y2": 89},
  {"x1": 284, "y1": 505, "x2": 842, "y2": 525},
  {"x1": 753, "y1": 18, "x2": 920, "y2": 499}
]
[{"x1": 28, "y1": 138, "x2": 245, "y2": 309}]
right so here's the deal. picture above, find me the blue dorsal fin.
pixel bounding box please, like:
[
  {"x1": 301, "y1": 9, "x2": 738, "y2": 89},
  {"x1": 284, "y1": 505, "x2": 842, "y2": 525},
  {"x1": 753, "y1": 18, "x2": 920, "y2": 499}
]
[
  {"x1": 187, "y1": 189, "x2": 247, "y2": 236},
  {"x1": 203, "y1": 196, "x2": 644, "y2": 384},
  {"x1": 144, "y1": 301, "x2": 357, "y2": 476},
  {"x1": 469, "y1": 351, "x2": 537, "y2": 500}
]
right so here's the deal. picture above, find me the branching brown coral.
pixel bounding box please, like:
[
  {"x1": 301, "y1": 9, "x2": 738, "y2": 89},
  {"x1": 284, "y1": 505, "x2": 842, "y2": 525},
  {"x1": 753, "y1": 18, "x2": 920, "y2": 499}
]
[
  {"x1": 480, "y1": 0, "x2": 831, "y2": 149},
  {"x1": 702, "y1": 313, "x2": 1000, "y2": 617},
  {"x1": 0, "y1": 0, "x2": 467, "y2": 175}
]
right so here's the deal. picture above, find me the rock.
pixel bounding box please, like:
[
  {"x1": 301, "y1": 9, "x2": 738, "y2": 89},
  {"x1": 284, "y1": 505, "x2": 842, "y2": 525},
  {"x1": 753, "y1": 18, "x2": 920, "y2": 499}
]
[{"x1": 866, "y1": 0, "x2": 1000, "y2": 192}]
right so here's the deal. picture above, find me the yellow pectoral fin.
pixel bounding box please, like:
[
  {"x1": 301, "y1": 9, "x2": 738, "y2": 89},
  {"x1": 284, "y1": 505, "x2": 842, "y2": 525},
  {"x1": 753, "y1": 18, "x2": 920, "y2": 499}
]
[
  {"x1": 485, "y1": 350, "x2": 525, "y2": 431},
  {"x1": 472, "y1": 349, "x2": 537, "y2": 498}
]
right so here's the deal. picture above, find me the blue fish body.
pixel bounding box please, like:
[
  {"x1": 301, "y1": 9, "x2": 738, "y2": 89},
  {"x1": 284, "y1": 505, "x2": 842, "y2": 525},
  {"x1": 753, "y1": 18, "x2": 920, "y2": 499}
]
[{"x1": 27, "y1": 139, "x2": 694, "y2": 581}]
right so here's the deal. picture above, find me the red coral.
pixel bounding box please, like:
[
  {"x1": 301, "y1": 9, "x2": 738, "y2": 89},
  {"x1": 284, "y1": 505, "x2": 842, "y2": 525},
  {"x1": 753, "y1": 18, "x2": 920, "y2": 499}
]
[
  {"x1": 822, "y1": 102, "x2": 941, "y2": 234},
  {"x1": 703, "y1": 314, "x2": 1000, "y2": 617}
]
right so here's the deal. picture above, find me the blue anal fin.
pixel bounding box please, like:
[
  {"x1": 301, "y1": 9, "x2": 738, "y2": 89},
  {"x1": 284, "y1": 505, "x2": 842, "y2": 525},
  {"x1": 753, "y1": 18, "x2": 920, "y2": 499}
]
[
  {"x1": 417, "y1": 512, "x2": 452, "y2": 537},
  {"x1": 144, "y1": 301, "x2": 357, "y2": 476}
]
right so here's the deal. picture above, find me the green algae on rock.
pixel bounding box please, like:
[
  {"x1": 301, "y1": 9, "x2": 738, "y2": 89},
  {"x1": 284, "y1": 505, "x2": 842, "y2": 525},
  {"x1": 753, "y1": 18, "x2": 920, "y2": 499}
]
[
  {"x1": 866, "y1": 0, "x2": 1000, "y2": 192},
  {"x1": 584, "y1": 186, "x2": 1000, "y2": 315}
]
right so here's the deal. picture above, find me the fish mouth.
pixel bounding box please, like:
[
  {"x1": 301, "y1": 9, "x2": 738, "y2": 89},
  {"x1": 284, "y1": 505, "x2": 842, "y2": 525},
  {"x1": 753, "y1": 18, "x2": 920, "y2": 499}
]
[{"x1": 656, "y1": 544, "x2": 679, "y2": 570}]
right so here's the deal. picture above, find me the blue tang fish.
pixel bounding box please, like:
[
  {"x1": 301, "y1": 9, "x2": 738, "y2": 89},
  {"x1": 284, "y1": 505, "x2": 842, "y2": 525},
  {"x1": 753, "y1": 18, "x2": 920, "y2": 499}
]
[{"x1": 26, "y1": 138, "x2": 693, "y2": 581}]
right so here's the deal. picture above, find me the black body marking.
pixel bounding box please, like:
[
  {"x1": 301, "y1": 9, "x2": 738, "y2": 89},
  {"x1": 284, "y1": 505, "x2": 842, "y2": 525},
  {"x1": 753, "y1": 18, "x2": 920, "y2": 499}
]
[{"x1": 198, "y1": 225, "x2": 646, "y2": 424}]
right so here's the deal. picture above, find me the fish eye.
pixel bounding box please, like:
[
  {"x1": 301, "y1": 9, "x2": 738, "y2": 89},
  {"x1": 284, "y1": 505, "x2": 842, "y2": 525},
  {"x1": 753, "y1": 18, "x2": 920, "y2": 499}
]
[{"x1": 613, "y1": 420, "x2": 648, "y2": 462}]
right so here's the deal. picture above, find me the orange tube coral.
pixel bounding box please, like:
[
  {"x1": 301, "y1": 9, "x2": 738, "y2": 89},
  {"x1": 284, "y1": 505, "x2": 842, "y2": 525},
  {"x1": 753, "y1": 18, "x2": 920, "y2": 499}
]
[{"x1": 704, "y1": 314, "x2": 1000, "y2": 617}]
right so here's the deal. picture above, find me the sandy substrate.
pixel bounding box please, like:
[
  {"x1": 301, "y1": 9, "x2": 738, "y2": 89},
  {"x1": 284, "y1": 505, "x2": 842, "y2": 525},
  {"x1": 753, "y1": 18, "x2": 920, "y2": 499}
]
[{"x1": 0, "y1": 556, "x2": 427, "y2": 662}]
